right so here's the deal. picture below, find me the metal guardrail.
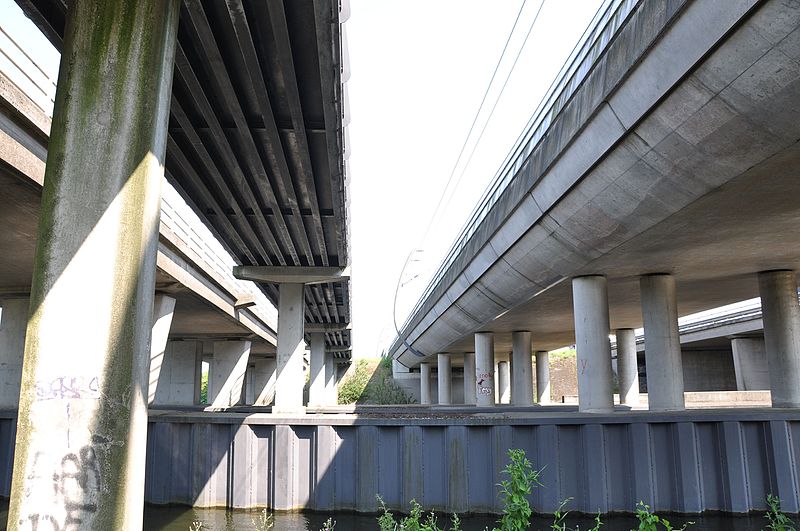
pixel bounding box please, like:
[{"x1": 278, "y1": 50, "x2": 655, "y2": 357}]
[
  {"x1": 396, "y1": 0, "x2": 641, "y2": 342},
  {"x1": 0, "y1": 24, "x2": 56, "y2": 116}
]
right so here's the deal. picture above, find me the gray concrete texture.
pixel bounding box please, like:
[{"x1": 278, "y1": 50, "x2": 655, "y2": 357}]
[
  {"x1": 1, "y1": 411, "x2": 789, "y2": 514},
  {"x1": 393, "y1": 0, "x2": 800, "y2": 371}
]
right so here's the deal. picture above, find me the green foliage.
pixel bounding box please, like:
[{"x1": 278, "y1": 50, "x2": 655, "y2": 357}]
[
  {"x1": 200, "y1": 371, "x2": 208, "y2": 404},
  {"x1": 376, "y1": 494, "x2": 462, "y2": 531},
  {"x1": 338, "y1": 359, "x2": 371, "y2": 404},
  {"x1": 319, "y1": 517, "x2": 336, "y2": 531},
  {"x1": 632, "y1": 502, "x2": 693, "y2": 531},
  {"x1": 494, "y1": 449, "x2": 542, "y2": 531},
  {"x1": 338, "y1": 359, "x2": 414, "y2": 405},
  {"x1": 550, "y1": 497, "x2": 572, "y2": 531},
  {"x1": 764, "y1": 494, "x2": 798, "y2": 531},
  {"x1": 251, "y1": 508, "x2": 274, "y2": 531}
]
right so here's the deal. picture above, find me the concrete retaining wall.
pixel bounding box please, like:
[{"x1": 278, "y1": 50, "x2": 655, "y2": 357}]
[{"x1": 2, "y1": 410, "x2": 799, "y2": 515}]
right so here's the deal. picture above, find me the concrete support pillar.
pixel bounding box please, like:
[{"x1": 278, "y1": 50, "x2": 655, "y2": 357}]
[
  {"x1": 640, "y1": 274, "x2": 685, "y2": 411},
  {"x1": 308, "y1": 333, "x2": 326, "y2": 406},
  {"x1": 274, "y1": 283, "x2": 306, "y2": 414},
  {"x1": 758, "y1": 270, "x2": 800, "y2": 407},
  {"x1": 8, "y1": 2, "x2": 179, "y2": 528},
  {"x1": 147, "y1": 294, "x2": 176, "y2": 405},
  {"x1": 437, "y1": 354, "x2": 452, "y2": 405},
  {"x1": 420, "y1": 362, "x2": 432, "y2": 405},
  {"x1": 572, "y1": 276, "x2": 614, "y2": 413},
  {"x1": 463, "y1": 352, "x2": 476, "y2": 405},
  {"x1": 152, "y1": 341, "x2": 200, "y2": 406},
  {"x1": 475, "y1": 333, "x2": 495, "y2": 406},
  {"x1": 615, "y1": 328, "x2": 640, "y2": 406},
  {"x1": 731, "y1": 337, "x2": 769, "y2": 391},
  {"x1": 325, "y1": 355, "x2": 337, "y2": 405},
  {"x1": 209, "y1": 341, "x2": 251, "y2": 409},
  {"x1": 535, "y1": 350, "x2": 551, "y2": 404},
  {"x1": 251, "y1": 359, "x2": 277, "y2": 406},
  {"x1": 498, "y1": 361, "x2": 511, "y2": 404},
  {"x1": 0, "y1": 298, "x2": 29, "y2": 409},
  {"x1": 511, "y1": 331, "x2": 533, "y2": 405}
]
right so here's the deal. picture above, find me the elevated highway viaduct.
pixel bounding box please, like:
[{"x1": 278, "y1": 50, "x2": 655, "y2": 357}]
[{"x1": 391, "y1": 0, "x2": 800, "y2": 416}]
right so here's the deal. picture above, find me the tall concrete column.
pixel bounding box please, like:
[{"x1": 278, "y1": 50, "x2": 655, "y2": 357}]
[
  {"x1": 758, "y1": 270, "x2": 800, "y2": 407},
  {"x1": 572, "y1": 276, "x2": 614, "y2": 413},
  {"x1": 731, "y1": 337, "x2": 769, "y2": 391},
  {"x1": 152, "y1": 341, "x2": 200, "y2": 406},
  {"x1": 640, "y1": 274, "x2": 685, "y2": 411},
  {"x1": 8, "y1": 2, "x2": 179, "y2": 528},
  {"x1": 308, "y1": 333, "x2": 326, "y2": 406},
  {"x1": 437, "y1": 354, "x2": 452, "y2": 405},
  {"x1": 463, "y1": 352, "x2": 476, "y2": 405},
  {"x1": 475, "y1": 333, "x2": 495, "y2": 406},
  {"x1": 535, "y1": 350, "x2": 551, "y2": 404},
  {"x1": 511, "y1": 331, "x2": 533, "y2": 405},
  {"x1": 274, "y1": 283, "x2": 306, "y2": 413},
  {"x1": 147, "y1": 294, "x2": 176, "y2": 405},
  {"x1": 209, "y1": 341, "x2": 251, "y2": 409},
  {"x1": 498, "y1": 361, "x2": 511, "y2": 404},
  {"x1": 325, "y1": 355, "x2": 337, "y2": 405},
  {"x1": 615, "y1": 328, "x2": 640, "y2": 406},
  {"x1": 420, "y1": 362, "x2": 432, "y2": 405},
  {"x1": 0, "y1": 298, "x2": 29, "y2": 409},
  {"x1": 252, "y1": 358, "x2": 277, "y2": 406}
]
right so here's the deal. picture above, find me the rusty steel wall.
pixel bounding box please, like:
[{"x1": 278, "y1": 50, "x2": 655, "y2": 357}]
[{"x1": 1, "y1": 410, "x2": 799, "y2": 515}]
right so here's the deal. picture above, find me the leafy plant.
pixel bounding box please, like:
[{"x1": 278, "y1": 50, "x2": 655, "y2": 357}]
[
  {"x1": 199, "y1": 371, "x2": 208, "y2": 404},
  {"x1": 633, "y1": 502, "x2": 693, "y2": 531},
  {"x1": 764, "y1": 494, "x2": 798, "y2": 531},
  {"x1": 493, "y1": 449, "x2": 542, "y2": 531},
  {"x1": 251, "y1": 508, "x2": 274, "y2": 531},
  {"x1": 550, "y1": 497, "x2": 573, "y2": 531},
  {"x1": 188, "y1": 521, "x2": 204, "y2": 531},
  {"x1": 319, "y1": 517, "x2": 336, "y2": 531}
]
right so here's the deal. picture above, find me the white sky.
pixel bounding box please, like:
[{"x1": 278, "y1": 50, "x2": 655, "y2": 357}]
[{"x1": 347, "y1": 0, "x2": 605, "y2": 357}]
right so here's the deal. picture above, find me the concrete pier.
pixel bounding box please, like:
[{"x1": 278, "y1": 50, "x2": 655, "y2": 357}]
[
  {"x1": 572, "y1": 276, "x2": 614, "y2": 413},
  {"x1": 147, "y1": 294, "x2": 176, "y2": 405},
  {"x1": 758, "y1": 270, "x2": 800, "y2": 407},
  {"x1": 498, "y1": 361, "x2": 511, "y2": 404},
  {"x1": 251, "y1": 359, "x2": 277, "y2": 406},
  {"x1": 152, "y1": 341, "x2": 199, "y2": 406},
  {"x1": 209, "y1": 341, "x2": 251, "y2": 408},
  {"x1": 474, "y1": 333, "x2": 495, "y2": 406},
  {"x1": 535, "y1": 350, "x2": 550, "y2": 404},
  {"x1": 437, "y1": 354, "x2": 451, "y2": 405},
  {"x1": 7, "y1": 0, "x2": 180, "y2": 527},
  {"x1": 511, "y1": 331, "x2": 533, "y2": 405},
  {"x1": 0, "y1": 298, "x2": 28, "y2": 410},
  {"x1": 274, "y1": 283, "x2": 305, "y2": 413},
  {"x1": 615, "y1": 328, "x2": 639, "y2": 406},
  {"x1": 640, "y1": 274, "x2": 685, "y2": 411},
  {"x1": 325, "y1": 354, "x2": 337, "y2": 405},
  {"x1": 420, "y1": 362, "x2": 432, "y2": 405},
  {"x1": 308, "y1": 333, "x2": 326, "y2": 406},
  {"x1": 462, "y1": 352, "x2": 476, "y2": 405},
  {"x1": 731, "y1": 337, "x2": 769, "y2": 391}
]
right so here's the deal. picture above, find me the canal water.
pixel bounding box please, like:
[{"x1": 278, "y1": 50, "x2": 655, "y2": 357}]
[{"x1": 0, "y1": 500, "x2": 773, "y2": 530}]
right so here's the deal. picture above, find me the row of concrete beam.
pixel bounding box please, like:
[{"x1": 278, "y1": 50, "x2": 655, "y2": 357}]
[{"x1": 419, "y1": 271, "x2": 800, "y2": 411}]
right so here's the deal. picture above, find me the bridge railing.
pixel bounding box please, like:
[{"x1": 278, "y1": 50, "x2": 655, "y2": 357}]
[
  {"x1": 397, "y1": 0, "x2": 641, "y2": 341},
  {"x1": 0, "y1": 23, "x2": 57, "y2": 116}
]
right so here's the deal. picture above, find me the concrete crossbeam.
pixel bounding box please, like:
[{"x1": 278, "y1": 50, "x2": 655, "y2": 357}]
[{"x1": 233, "y1": 265, "x2": 348, "y2": 285}]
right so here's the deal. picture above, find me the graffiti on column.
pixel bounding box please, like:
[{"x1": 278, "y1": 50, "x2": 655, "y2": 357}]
[
  {"x1": 34, "y1": 376, "x2": 101, "y2": 401},
  {"x1": 477, "y1": 372, "x2": 493, "y2": 396}
]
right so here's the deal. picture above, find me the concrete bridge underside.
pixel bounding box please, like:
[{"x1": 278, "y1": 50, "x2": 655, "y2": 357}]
[{"x1": 393, "y1": 0, "x2": 800, "y2": 362}]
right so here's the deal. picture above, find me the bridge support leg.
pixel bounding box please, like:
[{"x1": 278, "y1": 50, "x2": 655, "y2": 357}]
[
  {"x1": 572, "y1": 276, "x2": 614, "y2": 413},
  {"x1": 0, "y1": 297, "x2": 28, "y2": 410},
  {"x1": 535, "y1": 350, "x2": 551, "y2": 404},
  {"x1": 475, "y1": 332, "x2": 496, "y2": 406},
  {"x1": 641, "y1": 274, "x2": 685, "y2": 411},
  {"x1": 7, "y1": 1, "x2": 179, "y2": 527},
  {"x1": 274, "y1": 283, "x2": 306, "y2": 413},
  {"x1": 731, "y1": 337, "x2": 769, "y2": 391},
  {"x1": 209, "y1": 341, "x2": 250, "y2": 408},
  {"x1": 511, "y1": 331, "x2": 533, "y2": 405},
  {"x1": 308, "y1": 333, "x2": 326, "y2": 406},
  {"x1": 325, "y1": 355, "x2": 337, "y2": 405},
  {"x1": 252, "y1": 358, "x2": 277, "y2": 406},
  {"x1": 152, "y1": 341, "x2": 200, "y2": 406},
  {"x1": 420, "y1": 362, "x2": 432, "y2": 405},
  {"x1": 463, "y1": 352, "x2": 476, "y2": 405},
  {"x1": 147, "y1": 294, "x2": 176, "y2": 406},
  {"x1": 498, "y1": 361, "x2": 511, "y2": 404},
  {"x1": 437, "y1": 354, "x2": 452, "y2": 405},
  {"x1": 758, "y1": 270, "x2": 800, "y2": 407},
  {"x1": 616, "y1": 328, "x2": 640, "y2": 406}
]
